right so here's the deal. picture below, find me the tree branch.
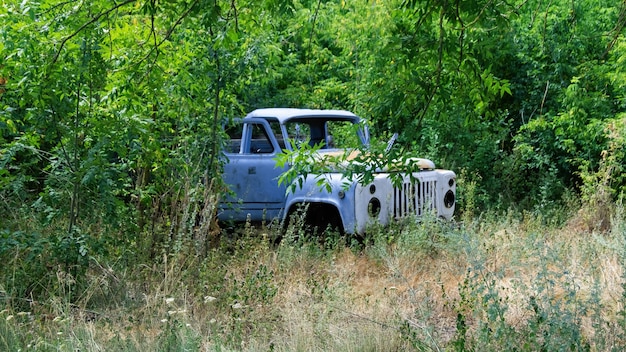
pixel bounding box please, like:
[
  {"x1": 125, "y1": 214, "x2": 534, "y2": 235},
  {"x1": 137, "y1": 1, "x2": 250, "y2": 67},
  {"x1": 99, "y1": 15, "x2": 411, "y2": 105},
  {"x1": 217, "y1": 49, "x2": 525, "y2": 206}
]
[
  {"x1": 307, "y1": 0, "x2": 323, "y2": 77},
  {"x1": 51, "y1": 0, "x2": 137, "y2": 65},
  {"x1": 602, "y1": 0, "x2": 626, "y2": 60},
  {"x1": 415, "y1": 7, "x2": 445, "y2": 130},
  {"x1": 134, "y1": 0, "x2": 200, "y2": 84},
  {"x1": 41, "y1": 0, "x2": 75, "y2": 16}
]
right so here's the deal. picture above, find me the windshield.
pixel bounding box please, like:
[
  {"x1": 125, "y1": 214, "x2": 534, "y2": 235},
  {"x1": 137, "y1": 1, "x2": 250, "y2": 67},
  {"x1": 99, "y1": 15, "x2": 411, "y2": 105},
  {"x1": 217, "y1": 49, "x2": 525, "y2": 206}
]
[{"x1": 283, "y1": 118, "x2": 364, "y2": 149}]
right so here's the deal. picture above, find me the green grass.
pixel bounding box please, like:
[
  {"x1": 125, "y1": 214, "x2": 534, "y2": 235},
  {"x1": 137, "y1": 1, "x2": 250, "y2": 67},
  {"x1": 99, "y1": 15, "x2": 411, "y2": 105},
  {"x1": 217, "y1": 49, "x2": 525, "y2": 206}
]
[{"x1": 1, "y1": 200, "x2": 626, "y2": 351}]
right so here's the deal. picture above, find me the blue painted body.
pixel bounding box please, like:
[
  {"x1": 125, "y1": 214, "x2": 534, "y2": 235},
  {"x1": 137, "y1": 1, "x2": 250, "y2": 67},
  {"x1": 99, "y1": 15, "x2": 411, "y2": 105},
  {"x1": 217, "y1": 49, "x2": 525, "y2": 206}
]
[
  {"x1": 220, "y1": 117, "x2": 288, "y2": 221},
  {"x1": 218, "y1": 109, "x2": 365, "y2": 229},
  {"x1": 283, "y1": 173, "x2": 359, "y2": 232}
]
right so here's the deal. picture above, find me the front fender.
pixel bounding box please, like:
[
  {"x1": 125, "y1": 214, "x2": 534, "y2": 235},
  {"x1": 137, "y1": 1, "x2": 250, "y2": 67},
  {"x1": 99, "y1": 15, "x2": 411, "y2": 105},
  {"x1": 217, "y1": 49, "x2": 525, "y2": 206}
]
[{"x1": 283, "y1": 173, "x2": 357, "y2": 233}]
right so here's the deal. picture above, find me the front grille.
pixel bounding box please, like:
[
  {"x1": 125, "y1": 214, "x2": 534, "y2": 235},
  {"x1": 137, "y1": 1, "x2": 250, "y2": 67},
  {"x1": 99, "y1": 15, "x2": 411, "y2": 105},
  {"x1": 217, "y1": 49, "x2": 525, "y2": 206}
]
[{"x1": 393, "y1": 178, "x2": 437, "y2": 218}]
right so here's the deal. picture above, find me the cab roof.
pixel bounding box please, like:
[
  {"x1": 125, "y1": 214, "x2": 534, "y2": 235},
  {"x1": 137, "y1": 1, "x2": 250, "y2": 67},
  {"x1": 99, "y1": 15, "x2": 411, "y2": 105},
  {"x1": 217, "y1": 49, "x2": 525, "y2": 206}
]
[{"x1": 245, "y1": 108, "x2": 360, "y2": 125}]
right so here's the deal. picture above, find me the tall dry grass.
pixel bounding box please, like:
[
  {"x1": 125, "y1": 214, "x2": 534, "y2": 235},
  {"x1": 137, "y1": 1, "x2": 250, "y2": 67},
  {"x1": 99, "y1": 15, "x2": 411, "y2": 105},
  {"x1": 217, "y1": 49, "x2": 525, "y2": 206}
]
[{"x1": 2, "y1": 198, "x2": 626, "y2": 351}]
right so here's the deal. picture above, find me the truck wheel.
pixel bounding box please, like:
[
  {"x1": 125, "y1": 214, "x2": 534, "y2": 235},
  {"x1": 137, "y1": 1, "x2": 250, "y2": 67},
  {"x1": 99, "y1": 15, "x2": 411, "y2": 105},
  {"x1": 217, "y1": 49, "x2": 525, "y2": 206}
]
[
  {"x1": 306, "y1": 203, "x2": 343, "y2": 237},
  {"x1": 283, "y1": 203, "x2": 343, "y2": 240}
]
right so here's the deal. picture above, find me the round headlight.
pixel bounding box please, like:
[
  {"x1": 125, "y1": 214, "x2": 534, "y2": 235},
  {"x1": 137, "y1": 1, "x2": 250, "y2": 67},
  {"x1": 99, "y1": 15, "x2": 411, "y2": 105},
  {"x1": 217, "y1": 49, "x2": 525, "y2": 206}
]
[
  {"x1": 368, "y1": 197, "x2": 381, "y2": 217},
  {"x1": 448, "y1": 178, "x2": 455, "y2": 187},
  {"x1": 444, "y1": 190, "x2": 455, "y2": 208},
  {"x1": 369, "y1": 184, "x2": 376, "y2": 194}
]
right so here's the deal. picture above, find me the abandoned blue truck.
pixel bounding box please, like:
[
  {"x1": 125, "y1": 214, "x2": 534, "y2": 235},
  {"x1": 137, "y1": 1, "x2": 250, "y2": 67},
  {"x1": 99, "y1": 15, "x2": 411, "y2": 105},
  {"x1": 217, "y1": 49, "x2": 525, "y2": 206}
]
[{"x1": 218, "y1": 108, "x2": 456, "y2": 234}]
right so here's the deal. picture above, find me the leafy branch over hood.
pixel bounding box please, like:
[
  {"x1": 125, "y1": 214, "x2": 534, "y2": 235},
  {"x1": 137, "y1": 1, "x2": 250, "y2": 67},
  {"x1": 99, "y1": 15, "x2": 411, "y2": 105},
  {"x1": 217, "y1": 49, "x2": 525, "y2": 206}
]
[{"x1": 275, "y1": 138, "x2": 436, "y2": 194}]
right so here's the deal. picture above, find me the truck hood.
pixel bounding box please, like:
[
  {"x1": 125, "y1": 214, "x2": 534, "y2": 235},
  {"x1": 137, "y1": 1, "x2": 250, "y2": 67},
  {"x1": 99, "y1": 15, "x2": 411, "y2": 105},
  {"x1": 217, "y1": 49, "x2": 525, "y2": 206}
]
[{"x1": 315, "y1": 149, "x2": 436, "y2": 172}]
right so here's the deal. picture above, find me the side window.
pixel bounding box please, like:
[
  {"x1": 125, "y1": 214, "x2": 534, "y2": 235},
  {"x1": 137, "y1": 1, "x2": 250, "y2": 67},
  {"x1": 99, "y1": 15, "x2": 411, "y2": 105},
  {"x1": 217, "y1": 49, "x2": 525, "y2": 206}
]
[
  {"x1": 225, "y1": 122, "x2": 243, "y2": 154},
  {"x1": 248, "y1": 123, "x2": 275, "y2": 154}
]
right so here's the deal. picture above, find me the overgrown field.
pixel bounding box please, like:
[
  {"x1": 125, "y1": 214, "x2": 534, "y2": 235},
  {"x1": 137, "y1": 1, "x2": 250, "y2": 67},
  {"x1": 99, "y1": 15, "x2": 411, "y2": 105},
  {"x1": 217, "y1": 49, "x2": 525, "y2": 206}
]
[
  {"x1": 2, "y1": 198, "x2": 626, "y2": 351},
  {"x1": 1, "y1": 0, "x2": 625, "y2": 350}
]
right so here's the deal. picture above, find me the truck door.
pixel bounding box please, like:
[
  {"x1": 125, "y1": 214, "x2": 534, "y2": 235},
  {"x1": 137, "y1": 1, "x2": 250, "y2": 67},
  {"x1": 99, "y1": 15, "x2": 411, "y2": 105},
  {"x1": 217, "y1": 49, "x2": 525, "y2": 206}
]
[{"x1": 221, "y1": 118, "x2": 288, "y2": 222}]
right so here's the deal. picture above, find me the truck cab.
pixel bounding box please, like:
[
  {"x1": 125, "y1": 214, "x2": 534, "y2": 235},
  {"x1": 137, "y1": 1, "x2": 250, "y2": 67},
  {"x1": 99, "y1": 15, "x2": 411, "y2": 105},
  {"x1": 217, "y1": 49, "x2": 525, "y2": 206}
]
[{"x1": 218, "y1": 108, "x2": 456, "y2": 234}]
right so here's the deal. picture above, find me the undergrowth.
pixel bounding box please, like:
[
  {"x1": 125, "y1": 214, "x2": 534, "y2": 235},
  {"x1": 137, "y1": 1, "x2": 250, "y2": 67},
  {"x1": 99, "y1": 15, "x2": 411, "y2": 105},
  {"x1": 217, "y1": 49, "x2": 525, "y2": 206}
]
[{"x1": 1, "y1": 197, "x2": 626, "y2": 350}]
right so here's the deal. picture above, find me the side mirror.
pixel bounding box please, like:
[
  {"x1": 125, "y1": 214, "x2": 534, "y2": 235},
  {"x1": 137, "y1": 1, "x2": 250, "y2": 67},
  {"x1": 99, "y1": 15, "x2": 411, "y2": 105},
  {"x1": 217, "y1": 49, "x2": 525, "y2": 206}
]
[
  {"x1": 362, "y1": 124, "x2": 371, "y2": 146},
  {"x1": 385, "y1": 133, "x2": 398, "y2": 153}
]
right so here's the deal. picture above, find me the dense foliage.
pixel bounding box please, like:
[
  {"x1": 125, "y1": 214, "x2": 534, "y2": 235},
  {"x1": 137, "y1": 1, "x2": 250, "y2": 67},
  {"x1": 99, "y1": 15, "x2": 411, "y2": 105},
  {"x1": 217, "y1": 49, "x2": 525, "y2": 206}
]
[{"x1": 2, "y1": 0, "x2": 623, "y2": 220}]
